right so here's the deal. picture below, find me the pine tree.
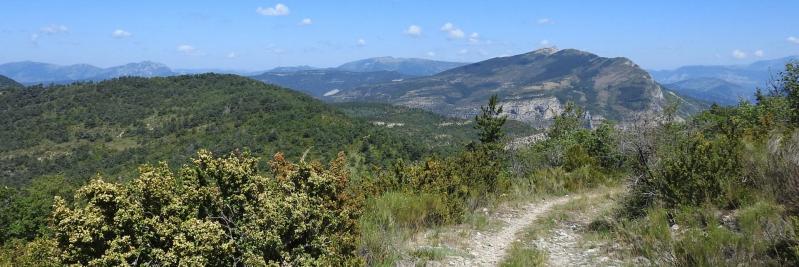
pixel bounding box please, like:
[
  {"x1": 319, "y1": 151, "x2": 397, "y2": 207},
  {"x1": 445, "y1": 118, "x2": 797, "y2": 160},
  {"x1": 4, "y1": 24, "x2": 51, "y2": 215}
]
[{"x1": 475, "y1": 95, "x2": 508, "y2": 144}]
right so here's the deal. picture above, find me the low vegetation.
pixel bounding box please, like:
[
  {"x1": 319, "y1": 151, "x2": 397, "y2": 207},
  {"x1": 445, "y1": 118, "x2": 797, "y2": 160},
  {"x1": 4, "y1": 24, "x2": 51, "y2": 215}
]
[
  {"x1": 1, "y1": 62, "x2": 797, "y2": 266},
  {"x1": 609, "y1": 62, "x2": 799, "y2": 266}
]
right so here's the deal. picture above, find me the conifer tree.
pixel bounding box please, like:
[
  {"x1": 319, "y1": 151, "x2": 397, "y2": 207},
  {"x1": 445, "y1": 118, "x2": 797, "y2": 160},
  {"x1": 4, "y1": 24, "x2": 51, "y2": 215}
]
[{"x1": 475, "y1": 95, "x2": 507, "y2": 144}]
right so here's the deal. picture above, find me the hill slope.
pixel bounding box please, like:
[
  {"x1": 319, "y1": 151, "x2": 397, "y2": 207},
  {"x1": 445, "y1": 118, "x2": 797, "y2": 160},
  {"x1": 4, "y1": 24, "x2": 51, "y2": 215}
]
[
  {"x1": 251, "y1": 69, "x2": 411, "y2": 98},
  {"x1": 0, "y1": 74, "x2": 448, "y2": 187},
  {"x1": 337, "y1": 57, "x2": 468, "y2": 76},
  {"x1": 334, "y1": 48, "x2": 669, "y2": 126},
  {"x1": 0, "y1": 75, "x2": 22, "y2": 89}
]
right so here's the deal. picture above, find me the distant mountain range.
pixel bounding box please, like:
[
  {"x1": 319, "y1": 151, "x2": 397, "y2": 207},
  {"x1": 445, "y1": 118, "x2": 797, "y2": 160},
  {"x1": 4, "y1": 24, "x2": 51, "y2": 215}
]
[
  {"x1": 337, "y1": 57, "x2": 468, "y2": 76},
  {"x1": 332, "y1": 48, "x2": 677, "y2": 126},
  {"x1": 0, "y1": 57, "x2": 468, "y2": 86},
  {"x1": 649, "y1": 56, "x2": 798, "y2": 104},
  {"x1": 0, "y1": 61, "x2": 174, "y2": 84}
]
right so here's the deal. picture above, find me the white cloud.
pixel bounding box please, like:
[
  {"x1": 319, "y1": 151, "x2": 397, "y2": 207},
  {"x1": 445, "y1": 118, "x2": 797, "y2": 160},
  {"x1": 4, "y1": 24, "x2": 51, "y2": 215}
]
[
  {"x1": 440, "y1": 22, "x2": 465, "y2": 39},
  {"x1": 458, "y1": 49, "x2": 468, "y2": 54},
  {"x1": 539, "y1": 39, "x2": 552, "y2": 47},
  {"x1": 31, "y1": 24, "x2": 69, "y2": 43},
  {"x1": 357, "y1": 38, "x2": 366, "y2": 46},
  {"x1": 537, "y1": 18, "x2": 554, "y2": 25},
  {"x1": 256, "y1": 3, "x2": 289, "y2": 16},
  {"x1": 732, "y1": 49, "x2": 747, "y2": 59},
  {"x1": 227, "y1": 52, "x2": 237, "y2": 58},
  {"x1": 40, "y1": 24, "x2": 68, "y2": 34},
  {"x1": 469, "y1": 32, "x2": 480, "y2": 43},
  {"x1": 754, "y1": 49, "x2": 764, "y2": 57},
  {"x1": 405, "y1": 25, "x2": 422, "y2": 37},
  {"x1": 112, "y1": 29, "x2": 132, "y2": 38},
  {"x1": 299, "y1": 18, "x2": 312, "y2": 26},
  {"x1": 177, "y1": 44, "x2": 197, "y2": 55},
  {"x1": 448, "y1": 29, "x2": 464, "y2": 39},
  {"x1": 426, "y1": 51, "x2": 436, "y2": 57},
  {"x1": 788, "y1": 36, "x2": 799, "y2": 44},
  {"x1": 440, "y1": 22, "x2": 454, "y2": 31}
]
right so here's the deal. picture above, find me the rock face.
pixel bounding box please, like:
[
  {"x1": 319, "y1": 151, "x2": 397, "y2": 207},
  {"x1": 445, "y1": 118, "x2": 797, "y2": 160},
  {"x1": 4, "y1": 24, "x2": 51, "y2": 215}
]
[{"x1": 333, "y1": 48, "x2": 668, "y2": 125}]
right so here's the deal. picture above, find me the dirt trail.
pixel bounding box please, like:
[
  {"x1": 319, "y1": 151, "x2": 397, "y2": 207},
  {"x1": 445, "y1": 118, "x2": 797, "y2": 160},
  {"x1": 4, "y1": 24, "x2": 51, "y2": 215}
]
[
  {"x1": 403, "y1": 190, "x2": 618, "y2": 267},
  {"x1": 458, "y1": 195, "x2": 577, "y2": 266},
  {"x1": 406, "y1": 192, "x2": 599, "y2": 266}
]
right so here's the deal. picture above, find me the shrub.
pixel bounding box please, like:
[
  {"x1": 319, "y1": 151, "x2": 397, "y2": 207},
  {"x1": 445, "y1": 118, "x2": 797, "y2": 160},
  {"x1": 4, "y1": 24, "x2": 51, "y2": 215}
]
[
  {"x1": 621, "y1": 132, "x2": 744, "y2": 216},
  {"x1": 51, "y1": 150, "x2": 362, "y2": 266}
]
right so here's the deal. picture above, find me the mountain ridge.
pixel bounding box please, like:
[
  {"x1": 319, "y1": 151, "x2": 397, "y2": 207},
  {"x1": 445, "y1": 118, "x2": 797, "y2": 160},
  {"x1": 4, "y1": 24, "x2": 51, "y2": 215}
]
[{"x1": 333, "y1": 48, "x2": 670, "y2": 126}]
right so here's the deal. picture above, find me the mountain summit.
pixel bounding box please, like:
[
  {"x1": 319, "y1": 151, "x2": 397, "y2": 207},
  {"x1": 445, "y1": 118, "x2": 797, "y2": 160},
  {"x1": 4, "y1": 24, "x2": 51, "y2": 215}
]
[{"x1": 333, "y1": 48, "x2": 668, "y2": 126}]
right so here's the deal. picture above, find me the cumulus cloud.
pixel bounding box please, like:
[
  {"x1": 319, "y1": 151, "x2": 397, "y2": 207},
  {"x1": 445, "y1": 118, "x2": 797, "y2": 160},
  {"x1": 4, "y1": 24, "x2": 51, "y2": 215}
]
[
  {"x1": 112, "y1": 29, "x2": 132, "y2": 38},
  {"x1": 788, "y1": 36, "x2": 799, "y2": 44},
  {"x1": 256, "y1": 3, "x2": 289, "y2": 16},
  {"x1": 537, "y1": 18, "x2": 554, "y2": 25},
  {"x1": 177, "y1": 44, "x2": 198, "y2": 55},
  {"x1": 357, "y1": 38, "x2": 366, "y2": 46},
  {"x1": 405, "y1": 25, "x2": 422, "y2": 37},
  {"x1": 440, "y1": 22, "x2": 464, "y2": 39},
  {"x1": 754, "y1": 49, "x2": 764, "y2": 57},
  {"x1": 732, "y1": 49, "x2": 747, "y2": 59},
  {"x1": 468, "y1": 32, "x2": 480, "y2": 43},
  {"x1": 299, "y1": 18, "x2": 312, "y2": 26}
]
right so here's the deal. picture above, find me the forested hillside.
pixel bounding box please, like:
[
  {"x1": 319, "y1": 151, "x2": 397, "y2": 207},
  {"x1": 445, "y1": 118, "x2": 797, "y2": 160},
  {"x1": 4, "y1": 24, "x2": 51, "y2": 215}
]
[
  {"x1": 0, "y1": 74, "x2": 454, "y2": 188},
  {"x1": 0, "y1": 75, "x2": 21, "y2": 89}
]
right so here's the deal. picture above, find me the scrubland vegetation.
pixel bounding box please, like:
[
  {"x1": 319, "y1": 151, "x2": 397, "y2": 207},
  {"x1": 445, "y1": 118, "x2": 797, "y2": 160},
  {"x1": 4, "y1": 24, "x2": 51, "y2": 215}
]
[{"x1": 1, "y1": 62, "x2": 798, "y2": 266}]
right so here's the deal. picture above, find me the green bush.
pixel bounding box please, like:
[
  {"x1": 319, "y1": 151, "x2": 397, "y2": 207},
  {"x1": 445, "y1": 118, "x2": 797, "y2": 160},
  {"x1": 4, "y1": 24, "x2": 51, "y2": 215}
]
[
  {"x1": 621, "y1": 132, "x2": 744, "y2": 216},
  {"x1": 50, "y1": 150, "x2": 362, "y2": 266}
]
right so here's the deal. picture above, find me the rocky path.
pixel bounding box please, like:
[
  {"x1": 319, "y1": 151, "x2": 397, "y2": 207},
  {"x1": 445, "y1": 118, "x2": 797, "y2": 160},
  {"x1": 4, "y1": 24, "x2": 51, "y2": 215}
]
[
  {"x1": 457, "y1": 195, "x2": 576, "y2": 266},
  {"x1": 404, "y1": 189, "x2": 622, "y2": 267}
]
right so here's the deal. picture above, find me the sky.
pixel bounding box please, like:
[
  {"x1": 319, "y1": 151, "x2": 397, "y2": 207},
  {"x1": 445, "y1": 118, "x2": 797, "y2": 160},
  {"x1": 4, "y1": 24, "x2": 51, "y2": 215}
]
[{"x1": 1, "y1": 0, "x2": 798, "y2": 71}]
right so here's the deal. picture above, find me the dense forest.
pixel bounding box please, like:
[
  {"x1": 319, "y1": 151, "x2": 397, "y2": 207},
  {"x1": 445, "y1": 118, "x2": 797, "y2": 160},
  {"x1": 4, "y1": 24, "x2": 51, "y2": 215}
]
[{"x1": 1, "y1": 62, "x2": 798, "y2": 265}]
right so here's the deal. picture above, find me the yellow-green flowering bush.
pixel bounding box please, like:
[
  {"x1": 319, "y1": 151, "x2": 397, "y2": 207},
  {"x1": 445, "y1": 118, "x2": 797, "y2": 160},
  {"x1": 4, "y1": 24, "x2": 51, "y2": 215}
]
[{"x1": 52, "y1": 150, "x2": 362, "y2": 266}]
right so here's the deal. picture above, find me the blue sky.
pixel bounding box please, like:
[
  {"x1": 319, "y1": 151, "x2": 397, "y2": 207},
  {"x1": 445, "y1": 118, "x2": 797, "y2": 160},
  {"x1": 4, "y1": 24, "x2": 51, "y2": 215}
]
[{"x1": 1, "y1": 0, "x2": 798, "y2": 70}]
